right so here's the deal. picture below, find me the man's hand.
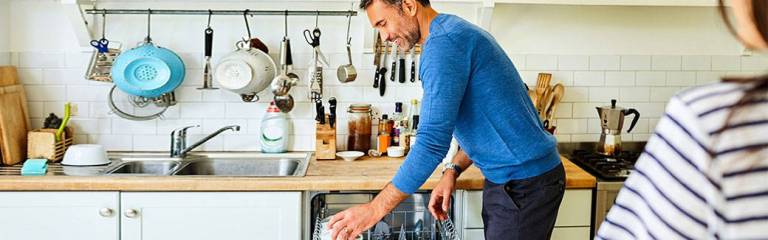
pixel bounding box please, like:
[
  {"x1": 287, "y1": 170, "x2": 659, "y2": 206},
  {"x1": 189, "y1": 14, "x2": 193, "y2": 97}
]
[
  {"x1": 429, "y1": 170, "x2": 457, "y2": 221},
  {"x1": 328, "y1": 183, "x2": 408, "y2": 240},
  {"x1": 328, "y1": 203, "x2": 382, "y2": 240}
]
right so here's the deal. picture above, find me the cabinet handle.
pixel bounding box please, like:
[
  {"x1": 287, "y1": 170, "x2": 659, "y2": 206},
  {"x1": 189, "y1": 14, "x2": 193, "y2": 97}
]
[
  {"x1": 124, "y1": 209, "x2": 139, "y2": 218},
  {"x1": 99, "y1": 208, "x2": 114, "y2": 217}
]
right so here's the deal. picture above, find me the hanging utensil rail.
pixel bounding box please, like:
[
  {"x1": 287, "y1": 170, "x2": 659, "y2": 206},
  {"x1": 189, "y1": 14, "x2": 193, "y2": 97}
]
[{"x1": 85, "y1": 9, "x2": 356, "y2": 17}]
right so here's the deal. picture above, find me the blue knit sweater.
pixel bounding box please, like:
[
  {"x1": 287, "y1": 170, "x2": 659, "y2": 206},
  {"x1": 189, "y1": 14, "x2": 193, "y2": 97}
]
[{"x1": 391, "y1": 14, "x2": 562, "y2": 194}]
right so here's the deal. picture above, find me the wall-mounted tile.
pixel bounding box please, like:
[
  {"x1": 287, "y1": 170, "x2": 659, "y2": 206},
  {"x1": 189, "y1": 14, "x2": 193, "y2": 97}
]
[
  {"x1": 181, "y1": 69, "x2": 204, "y2": 86},
  {"x1": 620, "y1": 55, "x2": 651, "y2": 71},
  {"x1": 225, "y1": 102, "x2": 268, "y2": 119},
  {"x1": 648, "y1": 118, "x2": 661, "y2": 132},
  {"x1": 89, "y1": 135, "x2": 132, "y2": 151},
  {"x1": 156, "y1": 119, "x2": 203, "y2": 135},
  {"x1": 666, "y1": 72, "x2": 696, "y2": 86},
  {"x1": 509, "y1": 54, "x2": 527, "y2": 70},
  {"x1": 27, "y1": 102, "x2": 43, "y2": 118},
  {"x1": 635, "y1": 72, "x2": 666, "y2": 86},
  {"x1": 18, "y1": 52, "x2": 65, "y2": 68},
  {"x1": 649, "y1": 87, "x2": 680, "y2": 102},
  {"x1": 112, "y1": 118, "x2": 157, "y2": 134},
  {"x1": 180, "y1": 102, "x2": 227, "y2": 119},
  {"x1": 696, "y1": 72, "x2": 723, "y2": 85},
  {"x1": 290, "y1": 119, "x2": 317, "y2": 136},
  {"x1": 574, "y1": 72, "x2": 605, "y2": 86},
  {"x1": 619, "y1": 87, "x2": 649, "y2": 102},
  {"x1": 551, "y1": 71, "x2": 574, "y2": 86},
  {"x1": 395, "y1": 86, "x2": 424, "y2": 102},
  {"x1": 289, "y1": 135, "x2": 315, "y2": 151},
  {"x1": 587, "y1": 118, "x2": 602, "y2": 134},
  {"x1": 588, "y1": 87, "x2": 619, "y2": 102},
  {"x1": 553, "y1": 102, "x2": 572, "y2": 118},
  {"x1": 651, "y1": 56, "x2": 681, "y2": 71},
  {"x1": 362, "y1": 85, "x2": 397, "y2": 102},
  {"x1": 572, "y1": 103, "x2": 596, "y2": 118},
  {"x1": 624, "y1": 118, "x2": 649, "y2": 134},
  {"x1": 65, "y1": 52, "x2": 91, "y2": 69},
  {"x1": 223, "y1": 134, "x2": 260, "y2": 151},
  {"x1": 711, "y1": 56, "x2": 741, "y2": 71},
  {"x1": 554, "y1": 134, "x2": 571, "y2": 143},
  {"x1": 17, "y1": 68, "x2": 43, "y2": 85},
  {"x1": 571, "y1": 134, "x2": 599, "y2": 142},
  {"x1": 632, "y1": 102, "x2": 667, "y2": 118},
  {"x1": 518, "y1": 71, "x2": 539, "y2": 87},
  {"x1": 187, "y1": 134, "x2": 224, "y2": 151},
  {"x1": 589, "y1": 56, "x2": 620, "y2": 71},
  {"x1": 43, "y1": 68, "x2": 86, "y2": 85},
  {"x1": 286, "y1": 102, "x2": 316, "y2": 120},
  {"x1": 558, "y1": 55, "x2": 588, "y2": 71},
  {"x1": 66, "y1": 85, "x2": 110, "y2": 102},
  {"x1": 175, "y1": 87, "x2": 203, "y2": 102},
  {"x1": 0, "y1": 52, "x2": 8, "y2": 66},
  {"x1": 132, "y1": 135, "x2": 167, "y2": 151},
  {"x1": 740, "y1": 55, "x2": 768, "y2": 71},
  {"x1": 632, "y1": 134, "x2": 652, "y2": 141},
  {"x1": 178, "y1": 52, "x2": 204, "y2": 70},
  {"x1": 202, "y1": 119, "x2": 247, "y2": 135},
  {"x1": 69, "y1": 118, "x2": 111, "y2": 135},
  {"x1": 326, "y1": 86, "x2": 366, "y2": 102},
  {"x1": 555, "y1": 119, "x2": 588, "y2": 134},
  {"x1": 525, "y1": 55, "x2": 557, "y2": 70},
  {"x1": 682, "y1": 56, "x2": 711, "y2": 71},
  {"x1": 25, "y1": 85, "x2": 66, "y2": 101},
  {"x1": 605, "y1": 72, "x2": 635, "y2": 86},
  {"x1": 561, "y1": 87, "x2": 589, "y2": 102}
]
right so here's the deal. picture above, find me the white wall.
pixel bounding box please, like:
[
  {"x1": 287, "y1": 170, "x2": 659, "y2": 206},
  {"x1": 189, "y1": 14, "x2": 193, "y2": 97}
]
[
  {"x1": 6, "y1": 0, "x2": 764, "y2": 150},
  {"x1": 0, "y1": 0, "x2": 10, "y2": 65}
]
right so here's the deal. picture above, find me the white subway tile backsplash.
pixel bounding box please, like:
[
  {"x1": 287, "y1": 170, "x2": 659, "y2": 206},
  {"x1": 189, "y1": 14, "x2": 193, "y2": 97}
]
[
  {"x1": 17, "y1": 68, "x2": 43, "y2": 85},
  {"x1": 132, "y1": 135, "x2": 168, "y2": 151},
  {"x1": 187, "y1": 134, "x2": 224, "y2": 151},
  {"x1": 223, "y1": 134, "x2": 261, "y2": 151},
  {"x1": 556, "y1": 119, "x2": 588, "y2": 134},
  {"x1": 740, "y1": 55, "x2": 768, "y2": 71},
  {"x1": 27, "y1": 102, "x2": 43, "y2": 118},
  {"x1": 572, "y1": 103, "x2": 595, "y2": 118},
  {"x1": 711, "y1": 56, "x2": 741, "y2": 71},
  {"x1": 649, "y1": 87, "x2": 680, "y2": 102},
  {"x1": 648, "y1": 118, "x2": 661, "y2": 132},
  {"x1": 605, "y1": 72, "x2": 635, "y2": 86},
  {"x1": 0, "y1": 52, "x2": 8, "y2": 66},
  {"x1": 574, "y1": 72, "x2": 605, "y2": 86},
  {"x1": 558, "y1": 56, "x2": 589, "y2": 71},
  {"x1": 176, "y1": 87, "x2": 203, "y2": 102},
  {"x1": 225, "y1": 102, "x2": 268, "y2": 119},
  {"x1": 180, "y1": 102, "x2": 227, "y2": 119},
  {"x1": 651, "y1": 56, "x2": 681, "y2": 71},
  {"x1": 65, "y1": 52, "x2": 91, "y2": 69},
  {"x1": 696, "y1": 72, "x2": 723, "y2": 85},
  {"x1": 587, "y1": 119, "x2": 602, "y2": 134},
  {"x1": 632, "y1": 134, "x2": 652, "y2": 141},
  {"x1": 509, "y1": 54, "x2": 527, "y2": 70},
  {"x1": 518, "y1": 71, "x2": 539, "y2": 87},
  {"x1": 682, "y1": 56, "x2": 712, "y2": 71},
  {"x1": 66, "y1": 85, "x2": 110, "y2": 102},
  {"x1": 202, "y1": 89, "x2": 247, "y2": 102},
  {"x1": 89, "y1": 135, "x2": 133, "y2": 151},
  {"x1": 589, "y1": 87, "x2": 619, "y2": 102},
  {"x1": 43, "y1": 68, "x2": 85, "y2": 85},
  {"x1": 571, "y1": 134, "x2": 599, "y2": 142},
  {"x1": 619, "y1": 87, "x2": 649, "y2": 102},
  {"x1": 112, "y1": 118, "x2": 157, "y2": 134},
  {"x1": 589, "y1": 56, "x2": 620, "y2": 71},
  {"x1": 18, "y1": 52, "x2": 65, "y2": 68},
  {"x1": 620, "y1": 56, "x2": 651, "y2": 71},
  {"x1": 561, "y1": 87, "x2": 589, "y2": 102},
  {"x1": 666, "y1": 72, "x2": 696, "y2": 86},
  {"x1": 635, "y1": 72, "x2": 666, "y2": 86},
  {"x1": 69, "y1": 118, "x2": 111, "y2": 135},
  {"x1": 25, "y1": 85, "x2": 66, "y2": 101},
  {"x1": 202, "y1": 119, "x2": 247, "y2": 135},
  {"x1": 525, "y1": 55, "x2": 558, "y2": 70},
  {"x1": 554, "y1": 134, "x2": 571, "y2": 143},
  {"x1": 157, "y1": 119, "x2": 203, "y2": 135},
  {"x1": 553, "y1": 102, "x2": 573, "y2": 118},
  {"x1": 290, "y1": 135, "x2": 315, "y2": 151},
  {"x1": 551, "y1": 71, "x2": 575, "y2": 86},
  {"x1": 632, "y1": 102, "x2": 667, "y2": 118}
]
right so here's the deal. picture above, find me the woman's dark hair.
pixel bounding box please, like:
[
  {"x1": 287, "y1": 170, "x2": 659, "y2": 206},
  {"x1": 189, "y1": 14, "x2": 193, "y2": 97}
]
[
  {"x1": 359, "y1": 0, "x2": 430, "y2": 10},
  {"x1": 715, "y1": 0, "x2": 768, "y2": 148}
]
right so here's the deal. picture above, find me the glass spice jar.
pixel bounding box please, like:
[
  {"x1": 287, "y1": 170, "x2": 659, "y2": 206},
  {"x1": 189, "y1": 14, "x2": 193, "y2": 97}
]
[{"x1": 347, "y1": 104, "x2": 372, "y2": 152}]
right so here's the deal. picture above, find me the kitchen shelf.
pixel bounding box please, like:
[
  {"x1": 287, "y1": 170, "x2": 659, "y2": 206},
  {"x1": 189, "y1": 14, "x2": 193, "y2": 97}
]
[{"x1": 492, "y1": 0, "x2": 720, "y2": 7}]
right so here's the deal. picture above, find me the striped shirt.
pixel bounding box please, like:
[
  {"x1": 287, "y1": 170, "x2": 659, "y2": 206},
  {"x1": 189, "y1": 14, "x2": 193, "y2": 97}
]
[{"x1": 597, "y1": 82, "x2": 768, "y2": 240}]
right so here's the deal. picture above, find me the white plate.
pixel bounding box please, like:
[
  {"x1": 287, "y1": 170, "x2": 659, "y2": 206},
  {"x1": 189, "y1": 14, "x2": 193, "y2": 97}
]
[{"x1": 336, "y1": 151, "x2": 365, "y2": 161}]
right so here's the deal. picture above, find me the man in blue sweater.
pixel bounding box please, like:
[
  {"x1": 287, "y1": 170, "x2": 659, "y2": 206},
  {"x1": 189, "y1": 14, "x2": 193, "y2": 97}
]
[{"x1": 328, "y1": 0, "x2": 565, "y2": 239}]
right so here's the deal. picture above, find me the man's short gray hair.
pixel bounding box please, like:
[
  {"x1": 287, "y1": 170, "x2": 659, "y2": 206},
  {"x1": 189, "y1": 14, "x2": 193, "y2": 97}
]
[{"x1": 359, "y1": 0, "x2": 430, "y2": 10}]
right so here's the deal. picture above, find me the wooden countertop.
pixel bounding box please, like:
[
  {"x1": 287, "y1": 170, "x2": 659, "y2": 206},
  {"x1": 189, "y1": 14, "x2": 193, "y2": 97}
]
[{"x1": 0, "y1": 156, "x2": 595, "y2": 191}]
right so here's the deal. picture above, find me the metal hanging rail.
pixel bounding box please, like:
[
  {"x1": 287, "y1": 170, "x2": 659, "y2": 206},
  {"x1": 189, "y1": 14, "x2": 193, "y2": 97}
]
[{"x1": 84, "y1": 9, "x2": 357, "y2": 17}]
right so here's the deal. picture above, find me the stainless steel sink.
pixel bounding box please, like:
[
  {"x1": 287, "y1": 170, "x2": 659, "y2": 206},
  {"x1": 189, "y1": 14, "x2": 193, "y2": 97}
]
[
  {"x1": 173, "y1": 158, "x2": 303, "y2": 176},
  {"x1": 105, "y1": 160, "x2": 181, "y2": 175},
  {"x1": 103, "y1": 152, "x2": 311, "y2": 177}
]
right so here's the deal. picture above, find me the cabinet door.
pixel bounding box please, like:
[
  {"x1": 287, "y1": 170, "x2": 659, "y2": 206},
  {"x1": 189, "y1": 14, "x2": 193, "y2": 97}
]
[
  {"x1": 0, "y1": 191, "x2": 120, "y2": 240},
  {"x1": 463, "y1": 189, "x2": 592, "y2": 228},
  {"x1": 121, "y1": 192, "x2": 302, "y2": 240}
]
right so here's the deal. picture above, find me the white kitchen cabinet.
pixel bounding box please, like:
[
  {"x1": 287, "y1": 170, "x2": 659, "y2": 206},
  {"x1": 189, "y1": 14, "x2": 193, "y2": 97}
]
[
  {"x1": 462, "y1": 189, "x2": 593, "y2": 240},
  {"x1": 0, "y1": 191, "x2": 120, "y2": 240},
  {"x1": 120, "y1": 192, "x2": 302, "y2": 240}
]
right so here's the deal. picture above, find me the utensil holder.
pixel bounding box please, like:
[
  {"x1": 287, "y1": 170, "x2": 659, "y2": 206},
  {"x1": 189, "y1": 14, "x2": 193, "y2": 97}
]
[
  {"x1": 27, "y1": 127, "x2": 74, "y2": 162},
  {"x1": 315, "y1": 114, "x2": 336, "y2": 160}
]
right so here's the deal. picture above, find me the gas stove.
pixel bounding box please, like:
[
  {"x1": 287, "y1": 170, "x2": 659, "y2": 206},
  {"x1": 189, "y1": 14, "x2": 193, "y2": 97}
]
[{"x1": 569, "y1": 149, "x2": 641, "y2": 181}]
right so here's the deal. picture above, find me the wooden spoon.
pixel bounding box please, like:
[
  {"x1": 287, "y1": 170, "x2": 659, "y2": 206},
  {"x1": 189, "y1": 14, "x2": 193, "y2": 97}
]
[{"x1": 545, "y1": 83, "x2": 565, "y2": 123}]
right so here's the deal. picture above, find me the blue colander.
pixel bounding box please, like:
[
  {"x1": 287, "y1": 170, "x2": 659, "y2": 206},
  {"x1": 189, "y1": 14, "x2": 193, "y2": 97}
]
[{"x1": 111, "y1": 42, "x2": 185, "y2": 98}]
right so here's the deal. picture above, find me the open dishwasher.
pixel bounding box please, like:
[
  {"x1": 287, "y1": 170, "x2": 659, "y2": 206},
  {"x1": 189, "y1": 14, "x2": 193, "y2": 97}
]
[{"x1": 306, "y1": 191, "x2": 461, "y2": 240}]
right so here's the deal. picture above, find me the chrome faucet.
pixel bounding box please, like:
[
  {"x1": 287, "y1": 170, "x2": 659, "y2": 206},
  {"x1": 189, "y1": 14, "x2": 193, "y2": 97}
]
[{"x1": 170, "y1": 125, "x2": 241, "y2": 158}]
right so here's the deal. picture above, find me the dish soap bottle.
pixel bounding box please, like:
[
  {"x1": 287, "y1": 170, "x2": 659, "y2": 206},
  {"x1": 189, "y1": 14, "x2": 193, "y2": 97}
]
[{"x1": 261, "y1": 101, "x2": 290, "y2": 153}]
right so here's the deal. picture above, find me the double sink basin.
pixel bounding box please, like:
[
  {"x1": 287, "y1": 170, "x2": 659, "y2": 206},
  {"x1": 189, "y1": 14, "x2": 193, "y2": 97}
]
[{"x1": 102, "y1": 152, "x2": 312, "y2": 177}]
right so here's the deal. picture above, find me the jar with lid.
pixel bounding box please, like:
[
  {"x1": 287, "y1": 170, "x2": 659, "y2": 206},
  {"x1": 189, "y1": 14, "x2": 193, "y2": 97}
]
[{"x1": 347, "y1": 104, "x2": 372, "y2": 152}]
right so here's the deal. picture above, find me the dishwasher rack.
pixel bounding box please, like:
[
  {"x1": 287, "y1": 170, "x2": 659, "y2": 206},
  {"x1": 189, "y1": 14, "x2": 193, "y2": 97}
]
[{"x1": 309, "y1": 192, "x2": 460, "y2": 240}]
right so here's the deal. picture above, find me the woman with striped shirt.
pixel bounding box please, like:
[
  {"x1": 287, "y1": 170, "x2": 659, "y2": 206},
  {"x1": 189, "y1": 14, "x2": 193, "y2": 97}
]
[{"x1": 597, "y1": 0, "x2": 768, "y2": 239}]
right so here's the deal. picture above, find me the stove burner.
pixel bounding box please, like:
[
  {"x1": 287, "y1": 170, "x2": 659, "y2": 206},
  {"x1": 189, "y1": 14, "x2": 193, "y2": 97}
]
[{"x1": 569, "y1": 150, "x2": 641, "y2": 181}]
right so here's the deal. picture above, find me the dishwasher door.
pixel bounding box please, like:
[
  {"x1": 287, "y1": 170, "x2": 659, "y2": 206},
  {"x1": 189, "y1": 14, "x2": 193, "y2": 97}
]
[{"x1": 307, "y1": 191, "x2": 458, "y2": 240}]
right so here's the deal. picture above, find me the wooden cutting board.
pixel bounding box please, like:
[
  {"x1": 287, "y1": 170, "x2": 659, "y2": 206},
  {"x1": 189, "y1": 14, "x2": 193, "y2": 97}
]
[{"x1": 0, "y1": 66, "x2": 30, "y2": 166}]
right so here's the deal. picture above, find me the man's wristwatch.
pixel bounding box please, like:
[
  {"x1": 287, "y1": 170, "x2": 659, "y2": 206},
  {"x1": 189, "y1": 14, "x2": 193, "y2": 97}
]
[{"x1": 442, "y1": 162, "x2": 462, "y2": 175}]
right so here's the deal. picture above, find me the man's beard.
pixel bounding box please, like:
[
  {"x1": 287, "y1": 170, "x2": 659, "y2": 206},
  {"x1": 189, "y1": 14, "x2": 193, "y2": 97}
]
[{"x1": 400, "y1": 19, "x2": 421, "y2": 50}]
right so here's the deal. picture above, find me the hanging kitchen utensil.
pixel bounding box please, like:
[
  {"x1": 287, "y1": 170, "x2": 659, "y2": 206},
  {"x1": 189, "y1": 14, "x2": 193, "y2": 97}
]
[
  {"x1": 238, "y1": 10, "x2": 269, "y2": 54},
  {"x1": 337, "y1": 13, "x2": 356, "y2": 83},
  {"x1": 215, "y1": 10, "x2": 277, "y2": 102},
  {"x1": 390, "y1": 44, "x2": 398, "y2": 82},
  {"x1": 377, "y1": 42, "x2": 390, "y2": 96},
  {"x1": 409, "y1": 47, "x2": 417, "y2": 82},
  {"x1": 305, "y1": 11, "x2": 329, "y2": 101},
  {"x1": 373, "y1": 31, "x2": 383, "y2": 88},
  {"x1": 107, "y1": 85, "x2": 170, "y2": 121},
  {"x1": 111, "y1": 9, "x2": 185, "y2": 98},
  {"x1": 398, "y1": 48, "x2": 406, "y2": 83},
  {"x1": 86, "y1": 11, "x2": 122, "y2": 82},
  {"x1": 271, "y1": 10, "x2": 299, "y2": 97},
  {"x1": 198, "y1": 10, "x2": 218, "y2": 90}
]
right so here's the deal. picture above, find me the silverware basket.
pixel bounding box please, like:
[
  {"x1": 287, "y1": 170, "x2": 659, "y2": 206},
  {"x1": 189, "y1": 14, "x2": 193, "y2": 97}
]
[{"x1": 310, "y1": 192, "x2": 460, "y2": 240}]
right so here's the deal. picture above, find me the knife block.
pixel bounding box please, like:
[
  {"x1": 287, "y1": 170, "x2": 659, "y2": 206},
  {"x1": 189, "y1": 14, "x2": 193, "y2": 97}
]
[
  {"x1": 315, "y1": 114, "x2": 336, "y2": 160},
  {"x1": 27, "y1": 127, "x2": 74, "y2": 162}
]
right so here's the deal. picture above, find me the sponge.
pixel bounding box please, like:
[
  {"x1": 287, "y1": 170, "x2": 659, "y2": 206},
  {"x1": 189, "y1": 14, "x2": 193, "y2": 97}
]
[{"x1": 21, "y1": 159, "x2": 48, "y2": 176}]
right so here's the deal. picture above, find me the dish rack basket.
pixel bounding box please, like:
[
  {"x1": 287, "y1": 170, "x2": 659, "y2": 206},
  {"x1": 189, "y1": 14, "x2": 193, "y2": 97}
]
[{"x1": 310, "y1": 193, "x2": 460, "y2": 240}]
